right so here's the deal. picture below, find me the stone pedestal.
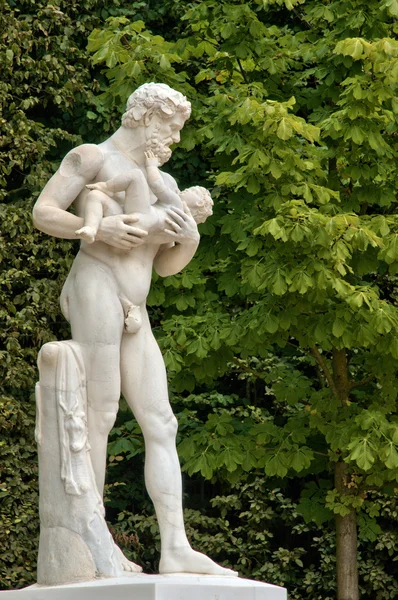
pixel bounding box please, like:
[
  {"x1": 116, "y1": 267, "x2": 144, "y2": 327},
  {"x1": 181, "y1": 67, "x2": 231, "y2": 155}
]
[
  {"x1": 0, "y1": 575, "x2": 287, "y2": 600},
  {"x1": 35, "y1": 341, "x2": 125, "y2": 585}
]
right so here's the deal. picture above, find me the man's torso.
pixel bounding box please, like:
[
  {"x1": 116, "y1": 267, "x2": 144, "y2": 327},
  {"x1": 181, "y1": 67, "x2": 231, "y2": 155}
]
[{"x1": 72, "y1": 143, "x2": 174, "y2": 307}]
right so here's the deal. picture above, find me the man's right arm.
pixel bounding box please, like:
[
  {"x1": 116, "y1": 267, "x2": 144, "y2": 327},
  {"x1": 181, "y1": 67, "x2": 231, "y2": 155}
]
[
  {"x1": 33, "y1": 144, "x2": 104, "y2": 239},
  {"x1": 33, "y1": 144, "x2": 149, "y2": 249}
]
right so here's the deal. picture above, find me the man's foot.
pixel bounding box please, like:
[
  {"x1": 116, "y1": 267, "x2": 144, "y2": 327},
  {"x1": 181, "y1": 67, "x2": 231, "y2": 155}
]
[
  {"x1": 159, "y1": 547, "x2": 238, "y2": 577},
  {"x1": 86, "y1": 182, "x2": 110, "y2": 195},
  {"x1": 114, "y1": 544, "x2": 143, "y2": 574},
  {"x1": 75, "y1": 226, "x2": 96, "y2": 243}
]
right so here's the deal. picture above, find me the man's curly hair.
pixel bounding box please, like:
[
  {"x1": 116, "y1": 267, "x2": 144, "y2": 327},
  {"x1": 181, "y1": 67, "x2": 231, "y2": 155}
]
[{"x1": 122, "y1": 83, "x2": 191, "y2": 129}]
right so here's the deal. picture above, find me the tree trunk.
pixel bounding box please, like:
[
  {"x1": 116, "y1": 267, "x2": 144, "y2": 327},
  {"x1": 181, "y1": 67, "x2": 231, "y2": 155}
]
[
  {"x1": 332, "y1": 350, "x2": 359, "y2": 600},
  {"x1": 335, "y1": 462, "x2": 359, "y2": 600},
  {"x1": 332, "y1": 349, "x2": 349, "y2": 401}
]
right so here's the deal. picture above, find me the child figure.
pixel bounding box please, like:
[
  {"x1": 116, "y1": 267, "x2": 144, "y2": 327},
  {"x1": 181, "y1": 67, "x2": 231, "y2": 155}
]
[
  {"x1": 75, "y1": 150, "x2": 213, "y2": 244},
  {"x1": 74, "y1": 151, "x2": 213, "y2": 335}
]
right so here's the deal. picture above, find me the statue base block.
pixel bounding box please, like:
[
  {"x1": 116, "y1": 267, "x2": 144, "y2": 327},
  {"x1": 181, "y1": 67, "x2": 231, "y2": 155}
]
[{"x1": 0, "y1": 574, "x2": 287, "y2": 600}]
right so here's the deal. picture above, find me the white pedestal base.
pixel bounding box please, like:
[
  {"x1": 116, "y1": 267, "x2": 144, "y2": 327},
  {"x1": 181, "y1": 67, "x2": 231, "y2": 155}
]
[{"x1": 0, "y1": 574, "x2": 287, "y2": 600}]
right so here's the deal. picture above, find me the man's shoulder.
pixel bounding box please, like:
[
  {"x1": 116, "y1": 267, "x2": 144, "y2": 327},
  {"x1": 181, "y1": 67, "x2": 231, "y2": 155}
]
[{"x1": 59, "y1": 144, "x2": 104, "y2": 179}]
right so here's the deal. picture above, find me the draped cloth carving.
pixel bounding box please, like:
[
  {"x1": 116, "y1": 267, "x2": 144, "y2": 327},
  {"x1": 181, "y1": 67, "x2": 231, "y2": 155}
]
[{"x1": 35, "y1": 341, "x2": 123, "y2": 585}]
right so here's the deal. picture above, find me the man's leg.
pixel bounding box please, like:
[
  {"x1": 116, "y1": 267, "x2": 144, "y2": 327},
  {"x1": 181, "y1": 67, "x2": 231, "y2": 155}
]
[
  {"x1": 67, "y1": 259, "x2": 124, "y2": 496},
  {"x1": 66, "y1": 257, "x2": 142, "y2": 573},
  {"x1": 120, "y1": 312, "x2": 237, "y2": 576}
]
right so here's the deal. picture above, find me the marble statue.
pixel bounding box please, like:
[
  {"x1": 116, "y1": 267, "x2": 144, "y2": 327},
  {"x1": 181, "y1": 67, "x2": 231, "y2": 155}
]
[{"x1": 32, "y1": 82, "x2": 235, "y2": 585}]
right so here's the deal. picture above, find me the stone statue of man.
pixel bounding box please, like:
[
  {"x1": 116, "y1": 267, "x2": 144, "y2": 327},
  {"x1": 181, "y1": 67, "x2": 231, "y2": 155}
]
[{"x1": 33, "y1": 82, "x2": 235, "y2": 578}]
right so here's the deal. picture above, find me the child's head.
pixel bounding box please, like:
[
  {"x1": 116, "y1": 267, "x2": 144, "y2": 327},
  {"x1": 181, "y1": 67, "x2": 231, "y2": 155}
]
[{"x1": 179, "y1": 186, "x2": 213, "y2": 224}]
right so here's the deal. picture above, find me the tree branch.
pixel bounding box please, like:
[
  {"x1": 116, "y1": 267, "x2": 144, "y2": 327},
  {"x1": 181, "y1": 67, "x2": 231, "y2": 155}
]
[
  {"x1": 236, "y1": 58, "x2": 249, "y2": 84},
  {"x1": 314, "y1": 362, "x2": 326, "y2": 389},
  {"x1": 231, "y1": 357, "x2": 264, "y2": 380},
  {"x1": 348, "y1": 375, "x2": 375, "y2": 391},
  {"x1": 310, "y1": 346, "x2": 339, "y2": 399}
]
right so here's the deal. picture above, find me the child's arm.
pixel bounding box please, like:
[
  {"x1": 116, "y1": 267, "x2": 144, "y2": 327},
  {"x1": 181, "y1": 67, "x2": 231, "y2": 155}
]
[{"x1": 145, "y1": 151, "x2": 181, "y2": 206}]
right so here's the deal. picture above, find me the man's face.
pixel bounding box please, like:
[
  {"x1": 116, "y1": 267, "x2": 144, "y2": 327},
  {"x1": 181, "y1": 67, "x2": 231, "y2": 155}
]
[{"x1": 145, "y1": 112, "x2": 186, "y2": 165}]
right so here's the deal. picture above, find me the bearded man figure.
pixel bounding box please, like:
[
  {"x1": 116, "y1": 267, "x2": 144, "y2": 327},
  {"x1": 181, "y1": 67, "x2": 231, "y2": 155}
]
[{"x1": 33, "y1": 83, "x2": 236, "y2": 578}]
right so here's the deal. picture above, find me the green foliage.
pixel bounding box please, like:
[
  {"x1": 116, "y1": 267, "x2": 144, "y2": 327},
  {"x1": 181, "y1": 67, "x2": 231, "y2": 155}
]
[
  {"x1": 108, "y1": 473, "x2": 398, "y2": 599},
  {"x1": 0, "y1": 184, "x2": 73, "y2": 591},
  {"x1": 2, "y1": 0, "x2": 398, "y2": 596},
  {"x1": 89, "y1": 1, "x2": 398, "y2": 596},
  {"x1": 0, "y1": 389, "x2": 38, "y2": 589}
]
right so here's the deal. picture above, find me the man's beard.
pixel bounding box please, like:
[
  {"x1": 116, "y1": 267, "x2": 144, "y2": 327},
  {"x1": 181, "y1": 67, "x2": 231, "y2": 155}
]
[{"x1": 145, "y1": 137, "x2": 172, "y2": 166}]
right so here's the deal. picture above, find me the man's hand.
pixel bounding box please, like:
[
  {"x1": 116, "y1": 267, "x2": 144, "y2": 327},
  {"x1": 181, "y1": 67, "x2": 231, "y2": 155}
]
[
  {"x1": 154, "y1": 202, "x2": 200, "y2": 277},
  {"x1": 164, "y1": 202, "x2": 200, "y2": 244},
  {"x1": 96, "y1": 214, "x2": 149, "y2": 250}
]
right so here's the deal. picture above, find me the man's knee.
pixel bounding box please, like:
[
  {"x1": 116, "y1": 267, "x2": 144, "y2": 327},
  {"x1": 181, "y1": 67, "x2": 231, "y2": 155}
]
[
  {"x1": 144, "y1": 412, "x2": 178, "y2": 443},
  {"x1": 98, "y1": 409, "x2": 118, "y2": 436},
  {"x1": 88, "y1": 406, "x2": 118, "y2": 437},
  {"x1": 86, "y1": 378, "x2": 120, "y2": 434}
]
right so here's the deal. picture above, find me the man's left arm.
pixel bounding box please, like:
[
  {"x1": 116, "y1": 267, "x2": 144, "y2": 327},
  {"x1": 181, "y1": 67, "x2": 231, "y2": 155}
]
[
  {"x1": 140, "y1": 171, "x2": 185, "y2": 247},
  {"x1": 153, "y1": 204, "x2": 200, "y2": 277}
]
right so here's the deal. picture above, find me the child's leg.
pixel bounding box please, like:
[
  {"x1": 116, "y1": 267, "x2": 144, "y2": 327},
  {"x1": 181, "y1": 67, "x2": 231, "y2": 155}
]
[
  {"x1": 75, "y1": 190, "x2": 112, "y2": 243},
  {"x1": 123, "y1": 170, "x2": 152, "y2": 215}
]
